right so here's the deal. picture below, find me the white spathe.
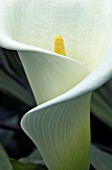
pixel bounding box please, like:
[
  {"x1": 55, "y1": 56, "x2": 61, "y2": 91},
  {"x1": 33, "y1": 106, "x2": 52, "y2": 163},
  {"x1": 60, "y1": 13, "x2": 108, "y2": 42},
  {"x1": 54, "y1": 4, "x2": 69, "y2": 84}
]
[
  {"x1": 0, "y1": 0, "x2": 112, "y2": 71},
  {"x1": 0, "y1": 0, "x2": 112, "y2": 170}
]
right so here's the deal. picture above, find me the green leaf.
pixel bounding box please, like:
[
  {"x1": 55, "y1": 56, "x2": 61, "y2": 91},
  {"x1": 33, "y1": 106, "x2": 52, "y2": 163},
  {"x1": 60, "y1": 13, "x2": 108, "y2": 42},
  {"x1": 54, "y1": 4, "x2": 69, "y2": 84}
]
[
  {"x1": 0, "y1": 144, "x2": 12, "y2": 170},
  {"x1": 0, "y1": 115, "x2": 19, "y2": 146},
  {"x1": 91, "y1": 145, "x2": 112, "y2": 170},
  {"x1": 0, "y1": 69, "x2": 35, "y2": 106},
  {"x1": 10, "y1": 159, "x2": 47, "y2": 170},
  {"x1": 19, "y1": 149, "x2": 44, "y2": 165},
  {"x1": 91, "y1": 78, "x2": 112, "y2": 128},
  {"x1": 0, "y1": 49, "x2": 25, "y2": 76},
  {"x1": 0, "y1": 48, "x2": 13, "y2": 74}
]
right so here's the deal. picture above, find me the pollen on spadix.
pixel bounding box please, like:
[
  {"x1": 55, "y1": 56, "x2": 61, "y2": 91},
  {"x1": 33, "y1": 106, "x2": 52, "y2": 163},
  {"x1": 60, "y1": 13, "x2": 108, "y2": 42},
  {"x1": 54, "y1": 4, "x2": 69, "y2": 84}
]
[{"x1": 54, "y1": 35, "x2": 66, "y2": 56}]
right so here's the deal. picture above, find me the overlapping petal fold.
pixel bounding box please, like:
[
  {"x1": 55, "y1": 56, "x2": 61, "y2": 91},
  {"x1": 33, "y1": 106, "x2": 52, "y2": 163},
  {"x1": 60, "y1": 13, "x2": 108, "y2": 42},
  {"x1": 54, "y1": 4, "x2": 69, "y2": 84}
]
[
  {"x1": 19, "y1": 50, "x2": 112, "y2": 170},
  {"x1": 18, "y1": 51, "x2": 89, "y2": 104},
  {"x1": 18, "y1": 50, "x2": 91, "y2": 170}
]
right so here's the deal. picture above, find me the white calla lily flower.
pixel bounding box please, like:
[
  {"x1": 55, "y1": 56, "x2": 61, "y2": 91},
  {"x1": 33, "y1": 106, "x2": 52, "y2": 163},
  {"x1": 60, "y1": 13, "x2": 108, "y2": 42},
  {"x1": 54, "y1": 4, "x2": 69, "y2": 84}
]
[{"x1": 0, "y1": 0, "x2": 112, "y2": 170}]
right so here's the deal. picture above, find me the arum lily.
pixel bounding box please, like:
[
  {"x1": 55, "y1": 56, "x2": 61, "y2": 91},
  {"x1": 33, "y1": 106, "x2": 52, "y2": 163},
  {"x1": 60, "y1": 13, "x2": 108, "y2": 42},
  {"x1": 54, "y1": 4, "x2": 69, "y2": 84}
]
[{"x1": 0, "y1": 0, "x2": 112, "y2": 169}]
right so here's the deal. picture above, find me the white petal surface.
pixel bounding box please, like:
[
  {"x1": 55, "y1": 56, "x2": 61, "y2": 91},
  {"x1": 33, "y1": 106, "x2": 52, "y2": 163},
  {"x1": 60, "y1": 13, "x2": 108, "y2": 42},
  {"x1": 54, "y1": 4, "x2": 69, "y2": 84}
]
[
  {"x1": 0, "y1": 0, "x2": 112, "y2": 71},
  {"x1": 19, "y1": 49, "x2": 112, "y2": 170},
  {"x1": 18, "y1": 51, "x2": 89, "y2": 104},
  {"x1": 21, "y1": 93, "x2": 91, "y2": 170}
]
